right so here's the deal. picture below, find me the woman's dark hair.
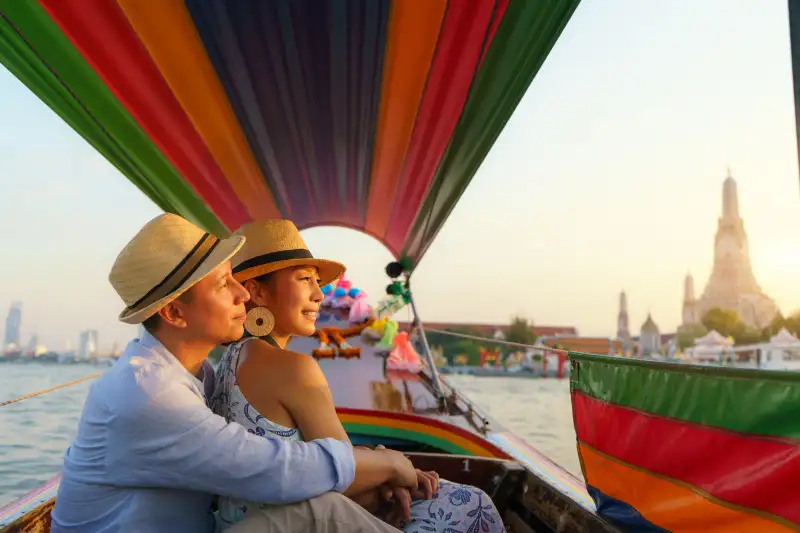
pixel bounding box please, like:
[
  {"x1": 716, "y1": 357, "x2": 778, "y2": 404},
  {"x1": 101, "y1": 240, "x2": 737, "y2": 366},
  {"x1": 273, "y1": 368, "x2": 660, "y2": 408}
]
[{"x1": 253, "y1": 272, "x2": 274, "y2": 284}]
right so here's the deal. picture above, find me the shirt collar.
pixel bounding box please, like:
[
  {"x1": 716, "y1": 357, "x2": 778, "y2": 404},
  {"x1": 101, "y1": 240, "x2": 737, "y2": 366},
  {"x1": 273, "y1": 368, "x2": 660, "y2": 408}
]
[{"x1": 135, "y1": 330, "x2": 206, "y2": 391}]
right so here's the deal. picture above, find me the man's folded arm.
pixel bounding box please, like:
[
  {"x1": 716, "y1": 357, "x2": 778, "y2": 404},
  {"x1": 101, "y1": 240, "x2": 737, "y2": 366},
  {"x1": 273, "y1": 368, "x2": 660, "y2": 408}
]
[{"x1": 105, "y1": 381, "x2": 355, "y2": 504}]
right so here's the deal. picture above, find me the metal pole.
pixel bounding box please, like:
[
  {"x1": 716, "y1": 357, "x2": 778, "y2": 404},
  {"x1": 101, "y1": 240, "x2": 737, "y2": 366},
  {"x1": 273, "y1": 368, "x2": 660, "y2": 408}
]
[{"x1": 406, "y1": 290, "x2": 445, "y2": 405}]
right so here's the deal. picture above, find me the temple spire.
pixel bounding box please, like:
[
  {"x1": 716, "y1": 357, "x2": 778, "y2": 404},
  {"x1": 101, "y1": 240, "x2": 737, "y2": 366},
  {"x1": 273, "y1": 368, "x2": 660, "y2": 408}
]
[
  {"x1": 684, "y1": 271, "x2": 695, "y2": 302},
  {"x1": 616, "y1": 290, "x2": 631, "y2": 348},
  {"x1": 698, "y1": 171, "x2": 778, "y2": 329},
  {"x1": 682, "y1": 272, "x2": 699, "y2": 326},
  {"x1": 722, "y1": 168, "x2": 739, "y2": 221}
]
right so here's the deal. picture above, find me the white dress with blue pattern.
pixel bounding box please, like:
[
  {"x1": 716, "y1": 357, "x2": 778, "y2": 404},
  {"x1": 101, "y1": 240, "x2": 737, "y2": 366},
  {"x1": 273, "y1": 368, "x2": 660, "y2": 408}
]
[{"x1": 210, "y1": 338, "x2": 505, "y2": 533}]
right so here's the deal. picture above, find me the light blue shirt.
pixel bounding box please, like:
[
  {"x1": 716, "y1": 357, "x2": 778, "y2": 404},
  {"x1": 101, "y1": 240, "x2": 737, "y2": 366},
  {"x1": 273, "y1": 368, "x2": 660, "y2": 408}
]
[{"x1": 50, "y1": 331, "x2": 355, "y2": 533}]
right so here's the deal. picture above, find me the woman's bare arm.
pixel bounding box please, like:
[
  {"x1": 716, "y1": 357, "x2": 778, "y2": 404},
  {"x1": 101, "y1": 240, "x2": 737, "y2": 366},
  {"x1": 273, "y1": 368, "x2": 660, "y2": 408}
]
[{"x1": 236, "y1": 342, "x2": 415, "y2": 496}]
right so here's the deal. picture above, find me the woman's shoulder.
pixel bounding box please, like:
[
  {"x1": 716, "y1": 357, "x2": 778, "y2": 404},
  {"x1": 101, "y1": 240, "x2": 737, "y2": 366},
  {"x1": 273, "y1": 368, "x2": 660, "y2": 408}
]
[
  {"x1": 241, "y1": 340, "x2": 326, "y2": 387},
  {"x1": 241, "y1": 339, "x2": 320, "y2": 372}
]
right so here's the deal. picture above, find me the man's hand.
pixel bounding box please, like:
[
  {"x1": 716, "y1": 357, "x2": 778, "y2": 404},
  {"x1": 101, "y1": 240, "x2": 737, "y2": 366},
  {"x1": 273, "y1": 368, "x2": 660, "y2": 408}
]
[
  {"x1": 367, "y1": 445, "x2": 443, "y2": 526},
  {"x1": 379, "y1": 485, "x2": 412, "y2": 527},
  {"x1": 375, "y1": 447, "x2": 417, "y2": 489}
]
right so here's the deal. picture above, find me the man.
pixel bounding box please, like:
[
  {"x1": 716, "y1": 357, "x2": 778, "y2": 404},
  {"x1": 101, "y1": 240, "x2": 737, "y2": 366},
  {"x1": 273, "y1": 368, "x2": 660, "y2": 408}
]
[{"x1": 51, "y1": 213, "x2": 416, "y2": 532}]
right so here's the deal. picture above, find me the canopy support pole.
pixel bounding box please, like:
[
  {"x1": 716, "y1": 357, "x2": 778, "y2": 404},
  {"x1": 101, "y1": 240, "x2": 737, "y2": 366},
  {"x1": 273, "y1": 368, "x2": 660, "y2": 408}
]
[{"x1": 406, "y1": 284, "x2": 446, "y2": 409}]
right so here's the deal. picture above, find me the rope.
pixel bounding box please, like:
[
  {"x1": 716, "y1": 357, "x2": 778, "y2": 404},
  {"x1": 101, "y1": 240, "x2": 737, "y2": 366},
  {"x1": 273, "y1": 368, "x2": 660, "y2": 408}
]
[
  {"x1": 1, "y1": 372, "x2": 101, "y2": 408},
  {"x1": 424, "y1": 328, "x2": 568, "y2": 354}
]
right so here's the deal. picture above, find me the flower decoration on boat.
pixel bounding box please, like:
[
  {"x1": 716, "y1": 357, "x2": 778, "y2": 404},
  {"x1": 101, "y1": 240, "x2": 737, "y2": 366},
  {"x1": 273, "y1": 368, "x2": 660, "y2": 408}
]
[
  {"x1": 386, "y1": 331, "x2": 423, "y2": 373},
  {"x1": 377, "y1": 320, "x2": 400, "y2": 353},
  {"x1": 360, "y1": 316, "x2": 399, "y2": 353},
  {"x1": 361, "y1": 317, "x2": 388, "y2": 345},
  {"x1": 318, "y1": 274, "x2": 374, "y2": 323},
  {"x1": 348, "y1": 291, "x2": 372, "y2": 324}
]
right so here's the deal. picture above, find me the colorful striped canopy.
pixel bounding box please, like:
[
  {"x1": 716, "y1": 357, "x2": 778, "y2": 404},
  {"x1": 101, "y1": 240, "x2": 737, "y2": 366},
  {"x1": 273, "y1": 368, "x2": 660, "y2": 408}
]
[
  {"x1": 789, "y1": 0, "x2": 800, "y2": 181},
  {"x1": 0, "y1": 0, "x2": 579, "y2": 268},
  {"x1": 570, "y1": 352, "x2": 800, "y2": 532}
]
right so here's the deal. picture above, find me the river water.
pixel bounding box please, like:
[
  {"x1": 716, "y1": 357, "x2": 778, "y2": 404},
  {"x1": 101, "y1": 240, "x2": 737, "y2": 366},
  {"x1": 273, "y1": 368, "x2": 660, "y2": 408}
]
[{"x1": 0, "y1": 363, "x2": 580, "y2": 507}]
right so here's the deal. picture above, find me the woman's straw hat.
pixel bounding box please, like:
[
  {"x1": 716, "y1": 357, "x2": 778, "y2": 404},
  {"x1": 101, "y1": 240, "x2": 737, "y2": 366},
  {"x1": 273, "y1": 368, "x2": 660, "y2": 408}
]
[
  {"x1": 109, "y1": 213, "x2": 245, "y2": 324},
  {"x1": 231, "y1": 220, "x2": 345, "y2": 286}
]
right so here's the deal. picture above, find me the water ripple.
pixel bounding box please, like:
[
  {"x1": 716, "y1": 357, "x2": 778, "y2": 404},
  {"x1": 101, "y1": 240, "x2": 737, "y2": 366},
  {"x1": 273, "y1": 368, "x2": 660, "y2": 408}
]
[
  {"x1": 445, "y1": 375, "x2": 581, "y2": 479},
  {"x1": 0, "y1": 363, "x2": 94, "y2": 507}
]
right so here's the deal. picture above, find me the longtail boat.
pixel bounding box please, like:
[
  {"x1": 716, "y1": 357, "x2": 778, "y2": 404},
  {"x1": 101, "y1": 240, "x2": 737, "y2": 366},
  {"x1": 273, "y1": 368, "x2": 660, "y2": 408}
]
[{"x1": 1, "y1": 0, "x2": 799, "y2": 532}]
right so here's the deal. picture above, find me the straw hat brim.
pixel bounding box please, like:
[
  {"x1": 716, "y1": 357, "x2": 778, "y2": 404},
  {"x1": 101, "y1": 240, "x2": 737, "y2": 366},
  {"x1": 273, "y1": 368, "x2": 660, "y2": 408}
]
[
  {"x1": 118, "y1": 234, "x2": 246, "y2": 325},
  {"x1": 233, "y1": 258, "x2": 345, "y2": 288}
]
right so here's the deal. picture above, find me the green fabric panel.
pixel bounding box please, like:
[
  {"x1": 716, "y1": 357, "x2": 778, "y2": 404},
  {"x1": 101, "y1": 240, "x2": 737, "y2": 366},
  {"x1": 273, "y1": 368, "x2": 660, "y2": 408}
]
[
  {"x1": 342, "y1": 422, "x2": 472, "y2": 455},
  {"x1": 569, "y1": 351, "x2": 800, "y2": 439},
  {"x1": 0, "y1": 1, "x2": 226, "y2": 235},
  {"x1": 401, "y1": 0, "x2": 581, "y2": 265}
]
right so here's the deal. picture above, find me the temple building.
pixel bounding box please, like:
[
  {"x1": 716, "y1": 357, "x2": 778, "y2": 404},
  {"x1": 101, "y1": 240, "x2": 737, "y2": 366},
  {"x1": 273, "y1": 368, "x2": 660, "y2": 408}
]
[
  {"x1": 639, "y1": 313, "x2": 661, "y2": 357},
  {"x1": 696, "y1": 170, "x2": 778, "y2": 328}
]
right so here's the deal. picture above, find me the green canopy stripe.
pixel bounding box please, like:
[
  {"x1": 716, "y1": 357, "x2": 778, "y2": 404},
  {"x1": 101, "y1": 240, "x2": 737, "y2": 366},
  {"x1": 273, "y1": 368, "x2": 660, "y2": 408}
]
[
  {"x1": 401, "y1": 0, "x2": 581, "y2": 264},
  {"x1": 0, "y1": 0, "x2": 226, "y2": 235},
  {"x1": 569, "y1": 352, "x2": 800, "y2": 439}
]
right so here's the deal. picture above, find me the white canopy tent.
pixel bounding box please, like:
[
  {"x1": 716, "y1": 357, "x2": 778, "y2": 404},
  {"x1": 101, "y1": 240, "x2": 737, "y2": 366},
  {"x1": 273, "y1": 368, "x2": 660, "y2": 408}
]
[
  {"x1": 686, "y1": 330, "x2": 734, "y2": 362},
  {"x1": 759, "y1": 328, "x2": 800, "y2": 370}
]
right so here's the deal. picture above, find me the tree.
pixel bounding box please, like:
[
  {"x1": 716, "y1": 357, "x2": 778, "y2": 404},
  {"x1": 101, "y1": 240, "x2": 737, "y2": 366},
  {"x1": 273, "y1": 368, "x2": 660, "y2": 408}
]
[
  {"x1": 763, "y1": 312, "x2": 787, "y2": 338},
  {"x1": 782, "y1": 311, "x2": 800, "y2": 337},
  {"x1": 505, "y1": 316, "x2": 537, "y2": 346},
  {"x1": 675, "y1": 323, "x2": 707, "y2": 350},
  {"x1": 700, "y1": 308, "x2": 771, "y2": 346},
  {"x1": 424, "y1": 326, "x2": 488, "y2": 366},
  {"x1": 450, "y1": 340, "x2": 482, "y2": 366},
  {"x1": 736, "y1": 327, "x2": 765, "y2": 347},
  {"x1": 701, "y1": 308, "x2": 742, "y2": 339}
]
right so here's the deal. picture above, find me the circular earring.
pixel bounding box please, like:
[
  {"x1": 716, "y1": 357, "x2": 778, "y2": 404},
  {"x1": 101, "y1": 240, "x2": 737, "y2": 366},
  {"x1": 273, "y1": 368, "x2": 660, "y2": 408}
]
[{"x1": 245, "y1": 307, "x2": 275, "y2": 337}]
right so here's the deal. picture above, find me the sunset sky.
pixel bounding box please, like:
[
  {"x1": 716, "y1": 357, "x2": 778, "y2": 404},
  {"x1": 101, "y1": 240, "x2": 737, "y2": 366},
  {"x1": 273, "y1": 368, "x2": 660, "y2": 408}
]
[{"x1": 1, "y1": 0, "x2": 799, "y2": 351}]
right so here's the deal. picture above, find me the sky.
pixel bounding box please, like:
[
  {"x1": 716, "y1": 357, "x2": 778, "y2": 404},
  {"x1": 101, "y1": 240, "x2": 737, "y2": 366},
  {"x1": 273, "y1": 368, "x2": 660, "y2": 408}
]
[{"x1": 1, "y1": 0, "x2": 799, "y2": 352}]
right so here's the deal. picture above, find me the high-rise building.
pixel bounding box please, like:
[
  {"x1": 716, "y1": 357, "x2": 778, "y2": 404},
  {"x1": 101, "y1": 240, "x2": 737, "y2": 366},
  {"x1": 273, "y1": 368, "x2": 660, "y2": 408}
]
[
  {"x1": 697, "y1": 170, "x2": 778, "y2": 328},
  {"x1": 78, "y1": 329, "x2": 99, "y2": 359},
  {"x1": 4, "y1": 302, "x2": 22, "y2": 349}
]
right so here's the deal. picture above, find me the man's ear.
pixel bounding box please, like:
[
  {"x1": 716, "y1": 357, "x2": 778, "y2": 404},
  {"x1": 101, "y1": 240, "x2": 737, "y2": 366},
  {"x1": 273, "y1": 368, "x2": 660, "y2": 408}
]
[{"x1": 157, "y1": 300, "x2": 187, "y2": 329}]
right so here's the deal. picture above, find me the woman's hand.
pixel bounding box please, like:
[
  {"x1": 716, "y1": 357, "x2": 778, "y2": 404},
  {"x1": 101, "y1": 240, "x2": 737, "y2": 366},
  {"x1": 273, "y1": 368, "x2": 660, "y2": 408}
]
[
  {"x1": 412, "y1": 469, "x2": 440, "y2": 499},
  {"x1": 379, "y1": 471, "x2": 439, "y2": 527}
]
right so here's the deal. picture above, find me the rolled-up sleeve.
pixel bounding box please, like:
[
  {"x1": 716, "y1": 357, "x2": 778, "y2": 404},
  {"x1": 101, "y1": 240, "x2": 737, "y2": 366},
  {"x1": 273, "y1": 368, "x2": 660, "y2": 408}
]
[{"x1": 106, "y1": 374, "x2": 355, "y2": 504}]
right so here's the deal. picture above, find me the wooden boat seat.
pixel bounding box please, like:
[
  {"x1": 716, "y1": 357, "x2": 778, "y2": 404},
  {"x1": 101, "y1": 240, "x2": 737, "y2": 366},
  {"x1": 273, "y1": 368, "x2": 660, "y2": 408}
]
[{"x1": 404, "y1": 452, "x2": 619, "y2": 533}]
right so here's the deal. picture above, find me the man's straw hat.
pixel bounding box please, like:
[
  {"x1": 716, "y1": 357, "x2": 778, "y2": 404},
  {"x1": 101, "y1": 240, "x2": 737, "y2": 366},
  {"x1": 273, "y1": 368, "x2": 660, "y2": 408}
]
[
  {"x1": 110, "y1": 213, "x2": 245, "y2": 324},
  {"x1": 231, "y1": 220, "x2": 345, "y2": 286}
]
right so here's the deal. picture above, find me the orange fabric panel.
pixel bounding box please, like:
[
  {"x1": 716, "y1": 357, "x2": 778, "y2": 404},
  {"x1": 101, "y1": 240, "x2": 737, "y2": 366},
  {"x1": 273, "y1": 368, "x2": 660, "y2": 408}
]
[
  {"x1": 579, "y1": 443, "x2": 798, "y2": 533},
  {"x1": 116, "y1": 0, "x2": 280, "y2": 222},
  {"x1": 364, "y1": 0, "x2": 446, "y2": 239}
]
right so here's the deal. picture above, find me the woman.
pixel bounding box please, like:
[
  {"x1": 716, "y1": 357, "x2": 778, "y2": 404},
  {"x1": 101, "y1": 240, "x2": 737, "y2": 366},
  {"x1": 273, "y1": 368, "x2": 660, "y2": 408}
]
[{"x1": 210, "y1": 219, "x2": 505, "y2": 533}]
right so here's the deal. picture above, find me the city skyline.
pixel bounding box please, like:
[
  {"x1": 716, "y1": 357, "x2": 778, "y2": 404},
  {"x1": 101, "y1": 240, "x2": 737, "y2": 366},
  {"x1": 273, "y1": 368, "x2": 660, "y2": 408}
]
[
  {"x1": 1, "y1": 1, "x2": 799, "y2": 351},
  {"x1": 1, "y1": 301, "x2": 105, "y2": 357}
]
